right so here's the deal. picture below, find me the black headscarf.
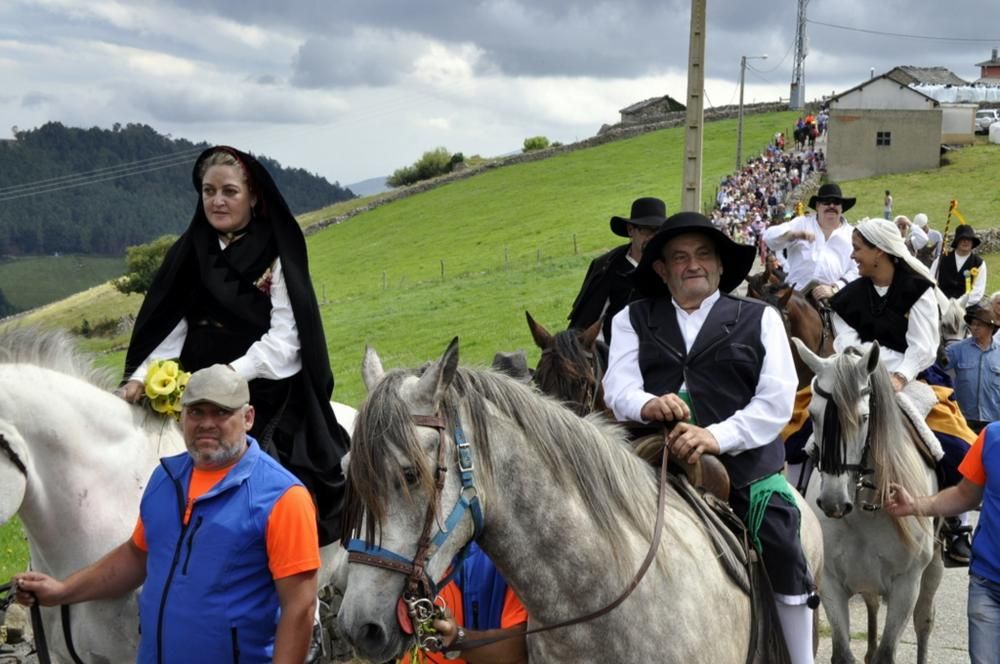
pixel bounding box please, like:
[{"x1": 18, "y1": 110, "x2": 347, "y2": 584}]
[{"x1": 124, "y1": 146, "x2": 350, "y2": 545}]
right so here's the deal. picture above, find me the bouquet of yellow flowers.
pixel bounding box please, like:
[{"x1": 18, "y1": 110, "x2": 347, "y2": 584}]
[{"x1": 144, "y1": 359, "x2": 191, "y2": 420}]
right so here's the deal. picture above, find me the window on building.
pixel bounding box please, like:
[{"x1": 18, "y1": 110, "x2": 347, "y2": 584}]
[{"x1": 876, "y1": 131, "x2": 892, "y2": 146}]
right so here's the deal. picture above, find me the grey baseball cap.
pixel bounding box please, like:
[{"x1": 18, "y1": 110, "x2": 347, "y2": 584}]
[{"x1": 181, "y1": 364, "x2": 250, "y2": 410}]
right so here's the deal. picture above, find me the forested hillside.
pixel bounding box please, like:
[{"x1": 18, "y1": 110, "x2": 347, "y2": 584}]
[{"x1": 0, "y1": 122, "x2": 355, "y2": 256}]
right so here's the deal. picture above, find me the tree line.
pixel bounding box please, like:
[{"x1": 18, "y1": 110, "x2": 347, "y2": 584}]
[{"x1": 0, "y1": 122, "x2": 355, "y2": 256}]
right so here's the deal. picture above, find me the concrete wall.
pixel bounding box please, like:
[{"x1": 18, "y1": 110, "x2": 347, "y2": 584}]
[
  {"x1": 942, "y1": 104, "x2": 976, "y2": 144},
  {"x1": 827, "y1": 108, "x2": 942, "y2": 181}
]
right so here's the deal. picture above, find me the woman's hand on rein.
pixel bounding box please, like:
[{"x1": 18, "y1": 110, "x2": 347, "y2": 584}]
[{"x1": 114, "y1": 380, "x2": 145, "y2": 403}]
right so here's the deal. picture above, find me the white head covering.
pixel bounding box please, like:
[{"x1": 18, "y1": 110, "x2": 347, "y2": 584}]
[
  {"x1": 913, "y1": 212, "x2": 929, "y2": 228},
  {"x1": 855, "y1": 217, "x2": 936, "y2": 284}
]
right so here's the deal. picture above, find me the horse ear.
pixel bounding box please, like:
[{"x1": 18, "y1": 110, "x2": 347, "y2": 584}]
[
  {"x1": 958, "y1": 292, "x2": 970, "y2": 309},
  {"x1": 414, "y1": 337, "x2": 460, "y2": 411},
  {"x1": 361, "y1": 345, "x2": 386, "y2": 392},
  {"x1": 864, "y1": 341, "x2": 881, "y2": 375},
  {"x1": 579, "y1": 317, "x2": 602, "y2": 350},
  {"x1": 774, "y1": 285, "x2": 793, "y2": 308},
  {"x1": 791, "y1": 336, "x2": 824, "y2": 373},
  {"x1": 526, "y1": 311, "x2": 553, "y2": 350}
]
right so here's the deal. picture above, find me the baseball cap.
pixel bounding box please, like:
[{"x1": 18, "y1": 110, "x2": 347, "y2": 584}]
[{"x1": 181, "y1": 364, "x2": 250, "y2": 410}]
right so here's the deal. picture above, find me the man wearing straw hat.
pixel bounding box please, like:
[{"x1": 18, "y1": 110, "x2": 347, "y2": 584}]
[
  {"x1": 947, "y1": 305, "x2": 1000, "y2": 434},
  {"x1": 761, "y1": 182, "x2": 859, "y2": 304}
]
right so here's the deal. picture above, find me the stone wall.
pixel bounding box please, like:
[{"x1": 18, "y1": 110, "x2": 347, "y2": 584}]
[{"x1": 306, "y1": 101, "x2": 807, "y2": 236}]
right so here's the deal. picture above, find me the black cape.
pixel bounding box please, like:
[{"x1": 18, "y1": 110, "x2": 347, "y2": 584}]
[{"x1": 124, "y1": 146, "x2": 350, "y2": 546}]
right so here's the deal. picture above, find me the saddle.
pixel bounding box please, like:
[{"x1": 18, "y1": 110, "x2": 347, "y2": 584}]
[{"x1": 630, "y1": 433, "x2": 793, "y2": 664}]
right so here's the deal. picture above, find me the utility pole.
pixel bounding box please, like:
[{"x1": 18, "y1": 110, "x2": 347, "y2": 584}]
[
  {"x1": 736, "y1": 54, "x2": 767, "y2": 170},
  {"x1": 789, "y1": 0, "x2": 809, "y2": 109},
  {"x1": 681, "y1": 0, "x2": 706, "y2": 212}
]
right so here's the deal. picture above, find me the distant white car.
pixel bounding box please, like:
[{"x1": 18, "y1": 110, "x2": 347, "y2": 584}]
[{"x1": 975, "y1": 109, "x2": 1000, "y2": 134}]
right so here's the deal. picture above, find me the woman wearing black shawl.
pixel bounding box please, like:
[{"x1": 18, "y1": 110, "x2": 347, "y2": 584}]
[{"x1": 118, "y1": 146, "x2": 349, "y2": 546}]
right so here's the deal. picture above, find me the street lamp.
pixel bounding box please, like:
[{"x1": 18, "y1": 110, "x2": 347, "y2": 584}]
[{"x1": 736, "y1": 54, "x2": 768, "y2": 171}]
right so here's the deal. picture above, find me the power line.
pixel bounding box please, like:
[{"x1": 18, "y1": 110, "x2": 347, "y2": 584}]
[
  {"x1": 0, "y1": 158, "x2": 197, "y2": 202},
  {"x1": 0, "y1": 151, "x2": 198, "y2": 197},
  {"x1": 807, "y1": 19, "x2": 1000, "y2": 43}
]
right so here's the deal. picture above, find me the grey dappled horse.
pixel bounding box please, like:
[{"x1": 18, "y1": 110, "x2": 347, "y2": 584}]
[
  {"x1": 338, "y1": 339, "x2": 823, "y2": 663},
  {"x1": 794, "y1": 339, "x2": 942, "y2": 664},
  {"x1": 0, "y1": 327, "x2": 353, "y2": 663}
]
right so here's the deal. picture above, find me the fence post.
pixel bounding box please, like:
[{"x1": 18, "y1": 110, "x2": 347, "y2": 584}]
[
  {"x1": 573, "y1": 233, "x2": 578, "y2": 255},
  {"x1": 504, "y1": 247, "x2": 509, "y2": 272},
  {"x1": 536, "y1": 248, "x2": 541, "y2": 264},
  {"x1": 382, "y1": 271, "x2": 387, "y2": 290},
  {"x1": 440, "y1": 259, "x2": 445, "y2": 281}
]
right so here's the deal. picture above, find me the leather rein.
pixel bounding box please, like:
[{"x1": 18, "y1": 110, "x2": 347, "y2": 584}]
[
  {"x1": 0, "y1": 433, "x2": 85, "y2": 664},
  {"x1": 347, "y1": 411, "x2": 671, "y2": 656}
]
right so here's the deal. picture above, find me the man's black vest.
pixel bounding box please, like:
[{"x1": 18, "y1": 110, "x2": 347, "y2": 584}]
[
  {"x1": 568, "y1": 244, "x2": 638, "y2": 342},
  {"x1": 629, "y1": 294, "x2": 786, "y2": 488},
  {"x1": 937, "y1": 252, "x2": 983, "y2": 299},
  {"x1": 829, "y1": 267, "x2": 933, "y2": 354}
]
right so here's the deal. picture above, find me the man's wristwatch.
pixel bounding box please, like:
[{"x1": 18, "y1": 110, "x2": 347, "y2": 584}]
[{"x1": 444, "y1": 626, "x2": 466, "y2": 660}]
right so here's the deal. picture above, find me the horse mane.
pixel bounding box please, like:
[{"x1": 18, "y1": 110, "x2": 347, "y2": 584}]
[
  {"x1": 827, "y1": 350, "x2": 933, "y2": 545},
  {"x1": 0, "y1": 326, "x2": 116, "y2": 389},
  {"x1": 346, "y1": 365, "x2": 659, "y2": 570}
]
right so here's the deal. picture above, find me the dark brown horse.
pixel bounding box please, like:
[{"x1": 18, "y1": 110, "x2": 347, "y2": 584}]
[
  {"x1": 526, "y1": 312, "x2": 606, "y2": 416},
  {"x1": 745, "y1": 269, "x2": 833, "y2": 389}
]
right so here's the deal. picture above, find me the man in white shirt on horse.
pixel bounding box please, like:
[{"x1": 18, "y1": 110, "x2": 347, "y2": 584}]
[
  {"x1": 762, "y1": 182, "x2": 860, "y2": 303},
  {"x1": 603, "y1": 211, "x2": 816, "y2": 664}
]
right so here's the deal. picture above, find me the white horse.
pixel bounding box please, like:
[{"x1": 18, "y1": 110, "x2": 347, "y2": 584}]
[
  {"x1": 0, "y1": 327, "x2": 354, "y2": 663},
  {"x1": 338, "y1": 339, "x2": 823, "y2": 663},
  {"x1": 793, "y1": 339, "x2": 942, "y2": 664}
]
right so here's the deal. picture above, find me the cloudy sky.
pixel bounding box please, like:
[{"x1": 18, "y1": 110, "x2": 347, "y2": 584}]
[{"x1": 2, "y1": 0, "x2": 997, "y2": 186}]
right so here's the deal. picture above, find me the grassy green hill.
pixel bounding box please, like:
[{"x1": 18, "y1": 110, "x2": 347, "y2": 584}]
[
  {"x1": 0, "y1": 255, "x2": 124, "y2": 313},
  {"x1": 4, "y1": 110, "x2": 1000, "y2": 582}
]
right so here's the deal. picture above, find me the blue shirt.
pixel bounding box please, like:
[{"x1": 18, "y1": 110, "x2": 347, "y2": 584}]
[{"x1": 947, "y1": 337, "x2": 1000, "y2": 423}]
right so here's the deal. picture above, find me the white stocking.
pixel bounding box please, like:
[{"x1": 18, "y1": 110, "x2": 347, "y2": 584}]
[{"x1": 774, "y1": 594, "x2": 814, "y2": 664}]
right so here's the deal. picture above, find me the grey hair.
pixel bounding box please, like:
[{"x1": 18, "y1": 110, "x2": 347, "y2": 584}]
[{"x1": 197, "y1": 149, "x2": 250, "y2": 187}]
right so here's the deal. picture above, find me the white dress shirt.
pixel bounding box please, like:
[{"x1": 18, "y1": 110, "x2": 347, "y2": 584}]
[
  {"x1": 603, "y1": 290, "x2": 798, "y2": 455},
  {"x1": 930, "y1": 252, "x2": 988, "y2": 306},
  {"x1": 762, "y1": 214, "x2": 859, "y2": 291},
  {"x1": 831, "y1": 284, "x2": 939, "y2": 382},
  {"x1": 129, "y1": 255, "x2": 302, "y2": 382}
]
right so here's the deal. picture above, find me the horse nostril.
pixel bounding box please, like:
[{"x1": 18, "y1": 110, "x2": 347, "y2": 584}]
[
  {"x1": 842, "y1": 503, "x2": 853, "y2": 516},
  {"x1": 359, "y1": 622, "x2": 388, "y2": 651}
]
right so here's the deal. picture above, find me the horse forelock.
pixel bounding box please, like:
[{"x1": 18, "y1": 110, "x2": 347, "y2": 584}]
[
  {"x1": 0, "y1": 327, "x2": 115, "y2": 389},
  {"x1": 348, "y1": 362, "x2": 658, "y2": 568},
  {"x1": 533, "y1": 329, "x2": 599, "y2": 413}
]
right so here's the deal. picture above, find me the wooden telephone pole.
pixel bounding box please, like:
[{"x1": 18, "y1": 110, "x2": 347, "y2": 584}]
[{"x1": 681, "y1": 0, "x2": 707, "y2": 212}]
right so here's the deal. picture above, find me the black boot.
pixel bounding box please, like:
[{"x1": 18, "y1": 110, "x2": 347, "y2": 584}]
[{"x1": 943, "y1": 517, "x2": 972, "y2": 567}]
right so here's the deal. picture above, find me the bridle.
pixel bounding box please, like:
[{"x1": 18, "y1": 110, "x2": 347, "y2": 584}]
[
  {"x1": 812, "y1": 380, "x2": 880, "y2": 512},
  {"x1": 346, "y1": 409, "x2": 671, "y2": 656},
  {"x1": 346, "y1": 411, "x2": 484, "y2": 651}
]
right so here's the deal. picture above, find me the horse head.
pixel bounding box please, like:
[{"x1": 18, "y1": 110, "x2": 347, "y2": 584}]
[
  {"x1": 937, "y1": 289, "x2": 969, "y2": 350},
  {"x1": 341, "y1": 339, "x2": 481, "y2": 662},
  {"x1": 526, "y1": 311, "x2": 605, "y2": 416},
  {"x1": 794, "y1": 338, "x2": 882, "y2": 518}
]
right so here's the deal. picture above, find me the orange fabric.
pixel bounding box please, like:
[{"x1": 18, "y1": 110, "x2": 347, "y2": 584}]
[
  {"x1": 781, "y1": 386, "x2": 813, "y2": 442},
  {"x1": 959, "y1": 428, "x2": 988, "y2": 486},
  {"x1": 398, "y1": 584, "x2": 527, "y2": 664},
  {"x1": 927, "y1": 385, "x2": 978, "y2": 445},
  {"x1": 131, "y1": 472, "x2": 320, "y2": 580}
]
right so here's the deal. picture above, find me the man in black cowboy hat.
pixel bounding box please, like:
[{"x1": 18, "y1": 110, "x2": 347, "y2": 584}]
[
  {"x1": 602, "y1": 211, "x2": 814, "y2": 664},
  {"x1": 567, "y1": 197, "x2": 667, "y2": 344},
  {"x1": 933, "y1": 224, "x2": 987, "y2": 305},
  {"x1": 761, "y1": 182, "x2": 859, "y2": 301}
]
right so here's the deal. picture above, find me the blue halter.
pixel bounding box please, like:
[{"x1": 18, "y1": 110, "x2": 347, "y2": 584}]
[{"x1": 346, "y1": 410, "x2": 485, "y2": 598}]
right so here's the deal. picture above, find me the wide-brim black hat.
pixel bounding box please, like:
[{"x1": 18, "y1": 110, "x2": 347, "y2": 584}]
[
  {"x1": 610, "y1": 197, "x2": 668, "y2": 237},
  {"x1": 808, "y1": 183, "x2": 856, "y2": 212},
  {"x1": 951, "y1": 224, "x2": 981, "y2": 249},
  {"x1": 634, "y1": 211, "x2": 757, "y2": 297}
]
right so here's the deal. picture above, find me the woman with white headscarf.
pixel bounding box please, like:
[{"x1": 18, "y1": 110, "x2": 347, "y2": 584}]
[
  {"x1": 829, "y1": 217, "x2": 939, "y2": 392},
  {"x1": 829, "y1": 217, "x2": 977, "y2": 566}
]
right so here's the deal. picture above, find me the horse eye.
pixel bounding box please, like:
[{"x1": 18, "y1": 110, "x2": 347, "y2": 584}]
[{"x1": 402, "y1": 468, "x2": 420, "y2": 488}]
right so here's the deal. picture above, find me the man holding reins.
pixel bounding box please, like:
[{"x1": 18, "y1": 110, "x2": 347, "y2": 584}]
[{"x1": 603, "y1": 210, "x2": 815, "y2": 664}]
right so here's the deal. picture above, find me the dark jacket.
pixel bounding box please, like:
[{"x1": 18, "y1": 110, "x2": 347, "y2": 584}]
[
  {"x1": 568, "y1": 244, "x2": 638, "y2": 342},
  {"x1": 628, "y1": 294, "x2": 786, "y2": 488}
]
